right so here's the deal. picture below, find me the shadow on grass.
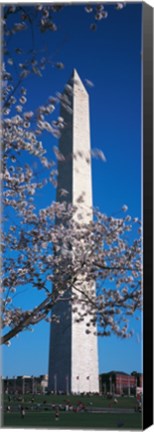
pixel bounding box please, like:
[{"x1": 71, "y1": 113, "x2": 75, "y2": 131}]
[{"x1": 3, "y1": 411, "x2": 142, "y2": 429}]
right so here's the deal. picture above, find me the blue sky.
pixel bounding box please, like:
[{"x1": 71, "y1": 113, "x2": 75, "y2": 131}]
[{"x1": 3, "y1": 3, "x2": 142, "y2": 377}]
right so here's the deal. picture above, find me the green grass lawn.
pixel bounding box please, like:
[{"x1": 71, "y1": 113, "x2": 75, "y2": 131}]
[
  {"x1": 3, "y1": 411, "x2": 142, "y2": 429},
  {"x1": 4, "y1": 394, "x2": 137, "y2": 409},
  {"x1": 3, "y1": 394, "x2": 142, "y2": 429}
]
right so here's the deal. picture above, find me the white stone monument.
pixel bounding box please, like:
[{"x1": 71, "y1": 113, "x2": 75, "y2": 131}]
[{"x1": 48, "y1": 69, "x2": 99, "y2": 394}]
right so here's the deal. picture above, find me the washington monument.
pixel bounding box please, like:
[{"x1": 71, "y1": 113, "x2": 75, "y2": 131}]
[{"x1": 48, "y1": 69, "x2": 99, "y2": 394}]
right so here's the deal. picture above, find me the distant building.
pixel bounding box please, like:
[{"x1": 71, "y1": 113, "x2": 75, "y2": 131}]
[
  {"x1": 139, "y1": 374, "x2": 143, "y2": 388},
  {"x1": 100, "y1": 371, "x2": 138, "y2": 395},
  {"x1": 130, "y1": 372, "x2": 143, "y2": 388},
  {"x1": 130, "y1": 372, "x2": 143, "y2": 395},
  {"x1": 3, "y1": 375, "x2": 48, "y2": 394},
  {"x1": 2, "y1": 371, "x2": 143, "y2": 396}
]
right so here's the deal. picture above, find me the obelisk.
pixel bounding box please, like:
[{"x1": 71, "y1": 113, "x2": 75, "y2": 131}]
[{"x1": 48, "y1": 69, "x2": 99, "y2": 394}]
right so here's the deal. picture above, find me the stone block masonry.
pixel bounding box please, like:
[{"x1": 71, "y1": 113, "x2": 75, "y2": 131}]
[{"x1": 48, "y1": 70, "x2": 99, "y2": 394}]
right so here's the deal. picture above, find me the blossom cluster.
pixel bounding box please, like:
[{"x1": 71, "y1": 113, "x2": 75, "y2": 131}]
[
  {"x1": 2, "y1": 199, "x2": 142, "y2": 344},
  {"x1": 1, "y1": 4, "x2": 141, "y2": 347}
]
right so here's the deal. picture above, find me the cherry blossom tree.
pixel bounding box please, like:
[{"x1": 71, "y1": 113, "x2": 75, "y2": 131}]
[{"x1": 1, "y1": 3, "x2": 142, "y2": 346}]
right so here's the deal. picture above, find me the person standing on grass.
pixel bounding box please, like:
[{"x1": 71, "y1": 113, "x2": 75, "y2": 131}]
[
  {"x1": 20, "y1": 405, "x2": 25, "y2": 419},
  {"x1": 7, "y1": 405, "x2": 10, "y2": 413},
  {"x1": 55, "y1": 406, "x2": 60, "y2": 421}
]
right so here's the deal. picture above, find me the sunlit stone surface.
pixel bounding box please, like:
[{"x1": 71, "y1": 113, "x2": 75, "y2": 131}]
[{"x1": 48, "y1": 70, "x2": 99, "y2": 394}]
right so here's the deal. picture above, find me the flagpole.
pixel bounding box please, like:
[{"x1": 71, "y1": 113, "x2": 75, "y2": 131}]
[
  {"x1": 32, "y1": 375, "x2": 35, "y2": 394},
  {"x1": 119, "y1": 376, "x2": 122, "y2": 395},
  {"x1": 87, "y1": 376, "x2": 91, "y2": 393},
  {"x1": 6, "y1": 376, "x2": 8, "y2": 394},
  {"x1": 22, "y1": 377, "x2": 25, "y2": 395},
  {"x1": 76, "y1": 376, "x2": 80, "y2": 394},
  {"x1": 54, "y1": 374, "x2": 57, "y2": 394},
  {"x1": 13, "y1": 376, "x2": 16, "y2": 394},
  {"x1": 109, "y1": 376, "x2": 112, "y2": 394},
  {"x1": 128, "y1": 377, "x2": 130, "y2": 397},
  {"x1": 66, "y1": 375, "x2": 69, "y2": 395}
]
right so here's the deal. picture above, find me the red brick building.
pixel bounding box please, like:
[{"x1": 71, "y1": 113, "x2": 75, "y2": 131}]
[
  {"x1": 100, "y1": 371, "x2": 137, "y2": 395},
  {"x1": 115, "y1": 373, "x2": 136, "y2": 394}
]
